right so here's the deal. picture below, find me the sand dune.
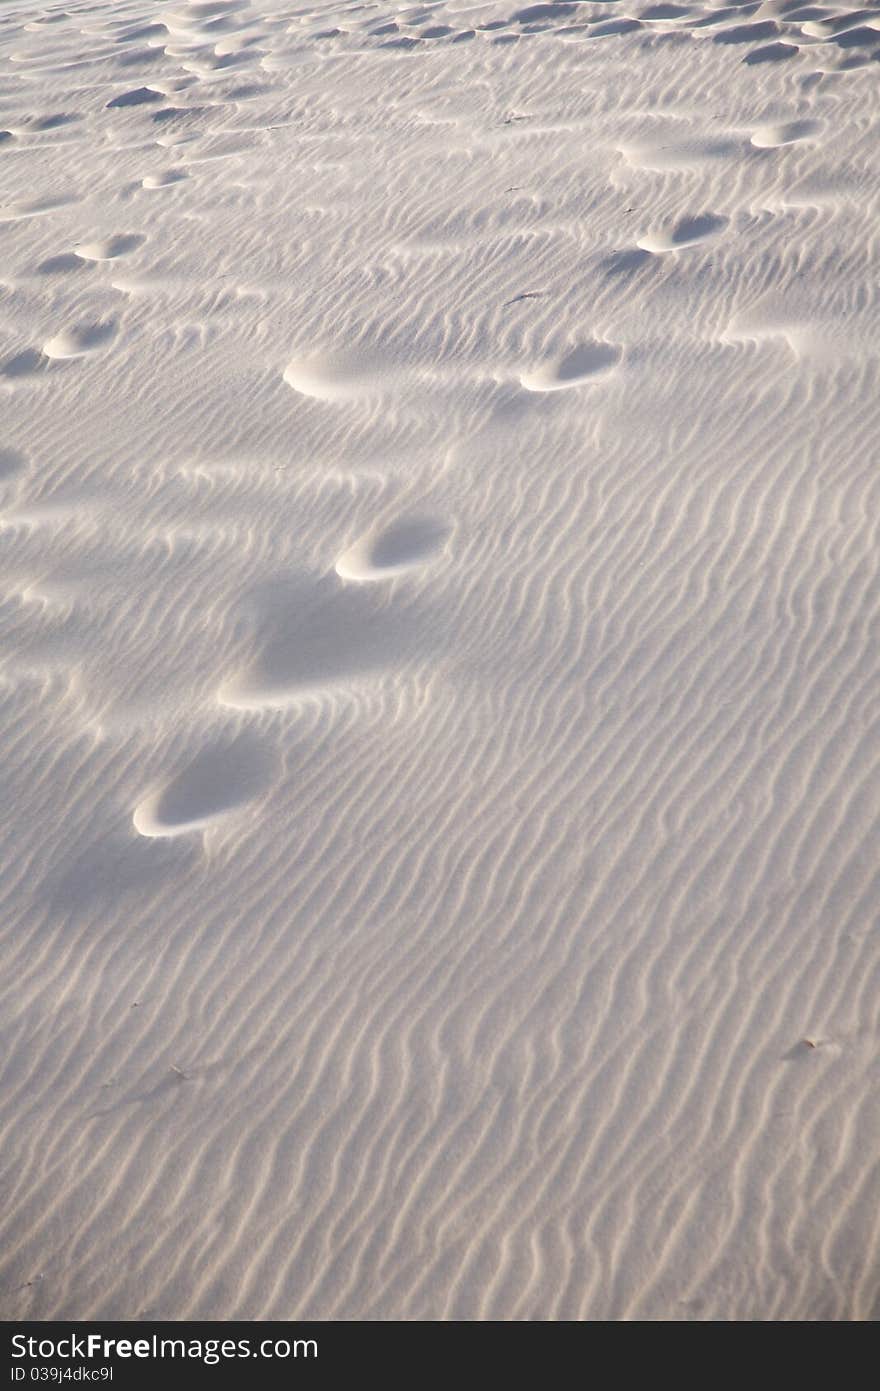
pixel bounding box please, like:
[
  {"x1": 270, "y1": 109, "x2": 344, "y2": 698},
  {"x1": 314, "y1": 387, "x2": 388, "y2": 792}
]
[{"x1": 1, "y1": 0, "x2": 879, "y2": 1321}]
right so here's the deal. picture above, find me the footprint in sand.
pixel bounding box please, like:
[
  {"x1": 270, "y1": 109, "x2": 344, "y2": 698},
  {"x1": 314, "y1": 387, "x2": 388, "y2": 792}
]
[
  {"x1": 74, "y1": 234, "x2": 145, "y2": 261},
  {"x1": 19, "y1": 112, "x2": 82, "y2": 132},
  {"x1": 638, "y1": 213, "x2": 729, "y2": 254},
  {"x1": 219, "y1": 574, "x2": 429, "y2": 709},
  {"x1": 713, "y1": 20, "x2": 780, "y2": 45},
  {"x1": 589, "y1": 18, "x2": 642, "y2": 38},
  {"x1": 1, "y1": 349, "x2": 46, "y2": 380},
  {"x1": 744, "y1": 41, "x2": 799, "y2": 64},
  {"x1": 133, "y1": 735, "x2": 277, "y2": 838},
  {"x1": 601, "y1": 247, "x2": 654, "y2": 278},
  {"x1": 142, "y1": 169, "x2": 189, "y2": 189},
  {"x1": 283, "y1": 346, "x2": 397, "y2": 402},
  {"x1": 751, "y1": 119, "x2": 823, "y2": 148},
  {"x1": 0, "y1": 193, "x2": 80, "y2": 222},
  {"x1": 521, "y1": 340, "x2": 621, "y2": 392},
  {"x1": 106, "y1": 86, "x2": 166, "y2": 109},
  {"x1": 37, "y1": 253, "x2": 93, "y2": 275},
  {"x1": 336, "y1": 516, "x2": 451, "y2": 582},
  {"x1": 43, "y1": 319, "x2": 118, "y2": 360}
]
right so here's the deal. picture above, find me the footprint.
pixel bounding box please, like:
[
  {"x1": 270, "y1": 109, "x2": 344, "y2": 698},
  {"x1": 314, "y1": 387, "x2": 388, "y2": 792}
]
[
  {"x1": 1, "y1": 349, "x2": 45, "y2": 380},
  {"x1": 802, "y1": 13, "x2": 880, "y2": 39},
  {"x1": 751, "y1": 119, "x2": 823, "y2": 147},
  {"x1": 37, "y1": 253, "x2": 92, "y2": 274},
  {"x1": 827, "y1": 25, "x2": 880, "y2": 50},
  {"x1": 43, "y1": 319, "x2": 117, "y2": 360},
  {"x1": 521, "y1": 340, "x2": 621, "y2": 392},
  {"x1": 283, "y1": 346, "x2": 395, "y2": 402},
  {"x1": 114, "y1": 23, "x2": 167, "y2": 44},
  {"x1": 513, "y1": 3, "x2": 578, "y2": 19},
  {"x1": 21, "y1": 112, "x2": 81, "y2": 131},
  {"x1": 714, "y1": 20, "x2": 780, "y2": 43},
  {"x1": 156, "y1": 132, "x2": 202, "y2": 149},
  {"x1": 744, "y1": 41, "x2": 800, "y2": 63},
  {"x1": 638, "y1": 213, "x2": 728, "y2": 253},
  {"x1": 721, "y1": 296, "x2": 828, "y2": 361},
  {"x1": 641, "y1": 3, "x2": 692, "y2": 16},
  {"x1": 620, "y1": 133, "x2": 742, "y2": 171},
  {"x1": 601, "y1": 247, "x2": 654, "y2": 277},
  {"x1": 590, "y1": 19, "x2": 642, "y2": 37},
  {"x1": 133, "y1": 735, "x2": 276, "y2": 837},
  {"x1": 106, "y1": 86, "x2": 165, "y2": 109},
  {"x1": 0, "y1": 194, "x2": 80, "y2": 222},
  {"x1": 336, "y1": 516, "x2": 451, "y2": 582},
  {"x1": 142, "y1": 169, "x2": 189, "y2": 189},
  {"x1": 219, "y1": 575, "x2": 425, "y2": 708},
  {"x1": 75, "y1": 234, "x2": 145, "y2": 261}
]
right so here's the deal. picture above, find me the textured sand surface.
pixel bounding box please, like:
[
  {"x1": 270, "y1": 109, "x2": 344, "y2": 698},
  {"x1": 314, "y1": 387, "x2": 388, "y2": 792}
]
[{"x1": 2, "y1": 0, "x2": 879, "y2": 1321}]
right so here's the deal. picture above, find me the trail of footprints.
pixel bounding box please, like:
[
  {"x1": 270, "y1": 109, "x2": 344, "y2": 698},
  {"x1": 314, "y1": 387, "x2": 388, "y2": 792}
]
[
  {"x1": 1, "y1": 0, "x2": 848, "y2": 379},
  {"x1": 0, "y1": 0, "x2": 871, "y2": 838},
  {"x1": 296, "y1": 0, "x2": 880, "y2": 71},
  {"x1": 2, "y1": 229, "x2": 143, "y2": 378},
  {"x1": 135, "y1": 512, "x2": 453, "y2": 836},
  {"x1": 1, "y1": 432, "x2": 453, "y2": 839}
]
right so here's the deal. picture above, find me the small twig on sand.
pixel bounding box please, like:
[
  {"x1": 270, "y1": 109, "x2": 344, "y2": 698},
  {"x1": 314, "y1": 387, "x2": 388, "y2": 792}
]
[{"x1": 503, "y1": 291, "x2": 544, "y2": 307}]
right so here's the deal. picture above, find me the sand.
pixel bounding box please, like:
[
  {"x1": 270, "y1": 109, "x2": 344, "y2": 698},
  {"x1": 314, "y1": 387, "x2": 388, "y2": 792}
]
[{"x1": 1, "y1": 0, "x2": 879, "y2": 1321}]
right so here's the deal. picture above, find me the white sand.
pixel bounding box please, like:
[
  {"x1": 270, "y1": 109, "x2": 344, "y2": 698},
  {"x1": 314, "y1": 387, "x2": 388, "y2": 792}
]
[{"x1": 1, "y1": 0, "x2": 879, "y2": 1322}]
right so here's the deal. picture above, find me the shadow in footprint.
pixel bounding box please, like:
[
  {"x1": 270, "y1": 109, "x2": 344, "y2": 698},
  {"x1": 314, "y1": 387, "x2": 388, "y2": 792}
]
[
  {"x1": 832, "y1": 26, "x2": 880, "y2": 49},
  {"x1": 714, "y1": 20, "x2": 779, "y2": 42},
  {"x1": 639, "y1": 213, "x2": 728, "y2": 254},
  {"x1": 781, "y1": 1040, "x2": 821, "y2": 1062},
  {"x1": 337, "y1": 516, "x2": 451, "y2": 581},
  {"x1": 37, "y1": 253, "x2": 92, "y2": 274},
  {"x1": 670, "y1": 213, "x2": 728, "y2": 244},
  {"x1": 601, "y1": 247, "x2": 654, "y2": 276},
  {"x1": 2, "y1": 349, "x2": 46, "y2": 380},
  {"x1": 135, "y1": 732, "x2": 277, "y2": 836},
  {"x1": 43, "y1": 319, "x2": 117, "y2": 360},
  {"x1": 221, "y1": 573, "x2": 429, "y2": 707},
  {"x1": 25, "y1": 112, "x2": 82, "y2": 131},
  {"x1": 152, "y1": 106, "x2": 207, "y2": 124},
  {"x1": 590, "y1": 18, "x2": 642, "y2": 36},
  {"x1": 745, "y1": 41, "x2": 798, "y2": 62},
  {"x1": 106, "y1": 87, "x2": 164, "y2": 109},
  {"x1": 513, "y1": 3, "x2": 578, "y2": 19},
  {"x1": 372, "y1": 518, "x2": 449, "y2": 570},
  {"x1": 521, "y1": 340, "x2": 622, "y2": 392}
]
